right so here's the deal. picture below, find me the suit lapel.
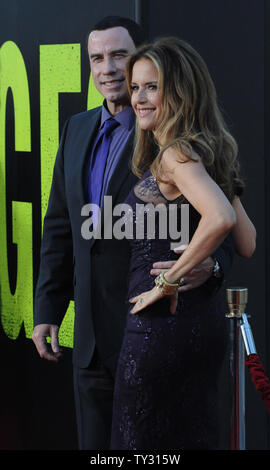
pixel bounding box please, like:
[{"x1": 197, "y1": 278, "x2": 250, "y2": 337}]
[{"x1": 76, "y1": 108, "x2": 102, "y2": 208}]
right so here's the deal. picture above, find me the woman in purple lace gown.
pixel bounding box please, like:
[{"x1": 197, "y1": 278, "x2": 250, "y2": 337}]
[{"x1": 110, "y1": 37, "x2": 256, "y2": 450}]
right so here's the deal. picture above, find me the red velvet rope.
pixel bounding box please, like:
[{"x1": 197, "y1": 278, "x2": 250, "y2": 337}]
[{"x1": 245, "y1": 354, "x2": 270, "y2": 414}]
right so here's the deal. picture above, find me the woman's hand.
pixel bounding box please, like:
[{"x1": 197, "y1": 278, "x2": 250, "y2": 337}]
[{"x1": 129, "y1": 286, "x2": 178, "y2": 315}]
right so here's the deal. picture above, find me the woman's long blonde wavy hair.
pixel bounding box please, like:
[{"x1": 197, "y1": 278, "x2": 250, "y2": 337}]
[{"x1": 126, "y1": 36, "x2": 244, "y2": 202}]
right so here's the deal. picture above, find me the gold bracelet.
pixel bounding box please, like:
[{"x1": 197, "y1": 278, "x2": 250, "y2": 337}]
[{"x1": 155, "y1": 269, "x2": 180, "y2": 295}]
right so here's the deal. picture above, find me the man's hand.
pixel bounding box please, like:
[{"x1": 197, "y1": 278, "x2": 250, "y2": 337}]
[
  {"x1": 150, "y1": 245, "x2": 214, "y2": 292},
  {"x1": 32, "y1": 324, "x2": 62, "y2": 362}
]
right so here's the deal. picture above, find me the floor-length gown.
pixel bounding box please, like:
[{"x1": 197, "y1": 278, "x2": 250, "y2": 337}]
[{"x1": 110, "y1": 170, "x2": 228, "y2": 450}]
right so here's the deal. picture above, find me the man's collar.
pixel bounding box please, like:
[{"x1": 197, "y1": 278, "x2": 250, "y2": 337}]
[{"x1": 100, "y1": 100, "x2": 135, "y2": 130}]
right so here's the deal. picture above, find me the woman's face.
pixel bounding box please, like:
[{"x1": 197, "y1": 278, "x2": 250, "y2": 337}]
[{"x1": 130, "y1": 58, "x2": 162, "y2": 133}]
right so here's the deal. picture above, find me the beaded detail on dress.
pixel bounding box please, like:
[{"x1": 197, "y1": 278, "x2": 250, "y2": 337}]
[{"x1": 134, "y1": 172, "x2": 186, "y2": 205}]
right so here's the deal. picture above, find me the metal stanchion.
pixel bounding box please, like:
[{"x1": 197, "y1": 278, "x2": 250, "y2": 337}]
[{"x1": 226, "y1": 287, "x2": 248, "y2": 450}]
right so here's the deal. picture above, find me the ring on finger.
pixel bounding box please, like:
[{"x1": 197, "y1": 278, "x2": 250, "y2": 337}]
[{"x1": 179, "y1": 277, "x2": 186, "y2": 286}]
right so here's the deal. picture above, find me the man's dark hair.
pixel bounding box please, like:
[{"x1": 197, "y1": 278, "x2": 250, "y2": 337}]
[{"x1": 88, "y1": 15, "x2": 146, "y2": 47}]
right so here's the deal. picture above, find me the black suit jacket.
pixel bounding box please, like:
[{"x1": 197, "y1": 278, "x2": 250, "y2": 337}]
[{"x1": 34, "y1": 106, "x2": 233, "y2": 372}]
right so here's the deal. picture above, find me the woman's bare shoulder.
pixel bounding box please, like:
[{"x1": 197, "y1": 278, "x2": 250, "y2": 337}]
[{"x1": 162, "y1": 145, "x2": 201, "y2": 173}]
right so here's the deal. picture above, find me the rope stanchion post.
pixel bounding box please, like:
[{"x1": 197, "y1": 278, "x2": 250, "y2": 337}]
[
  {"x1": 226, "y1": 287, "x2": 248, "y2": 450},
  {"x1": 226, "y1": 287, "x2": 270, "y2": 449}
]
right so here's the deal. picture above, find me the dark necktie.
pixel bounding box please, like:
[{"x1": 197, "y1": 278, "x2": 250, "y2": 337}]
[
  {"x1": 88, "y1": 118, "x2": 119, "y2": 206},
  {"x1": 88, "y1": 118, "x2": 118, "y2": 228}
]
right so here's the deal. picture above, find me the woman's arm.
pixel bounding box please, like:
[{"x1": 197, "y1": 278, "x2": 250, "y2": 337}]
[
  {"x1": 231, "y1": 196, "x2": 256, "y2": 258},
  {"x1": 130, "y1": 148, "x2": 236, "y2": 314},
  {"x1": 161, "y1": 148, "x2": 236, "y2": 284}
]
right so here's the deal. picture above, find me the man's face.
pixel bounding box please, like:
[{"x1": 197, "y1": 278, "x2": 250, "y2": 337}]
[{"x1": 88, "y1": 27, "x2": 136, "y2": 115}]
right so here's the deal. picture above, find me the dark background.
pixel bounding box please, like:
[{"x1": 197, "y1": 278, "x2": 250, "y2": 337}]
[{"x1": 0, "y1": 0, "x2": 268, "y2": 450}]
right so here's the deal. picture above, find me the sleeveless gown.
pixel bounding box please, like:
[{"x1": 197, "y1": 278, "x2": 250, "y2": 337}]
[{"x1": 110, "y1": 170, "x2": 228, "y2": 450}]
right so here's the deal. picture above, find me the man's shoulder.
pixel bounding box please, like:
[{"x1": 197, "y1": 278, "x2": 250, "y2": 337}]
[
  {"x1": 61, "y1": 107, "x2": 102, "y2": 139},
  {"x1": 69, "y1": 106, "x2": 102, "y2": 124}
]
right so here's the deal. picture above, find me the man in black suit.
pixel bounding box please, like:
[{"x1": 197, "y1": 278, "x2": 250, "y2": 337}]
[{"x1": 32, "y1": 16, "x2": 233, "y2": 450}]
